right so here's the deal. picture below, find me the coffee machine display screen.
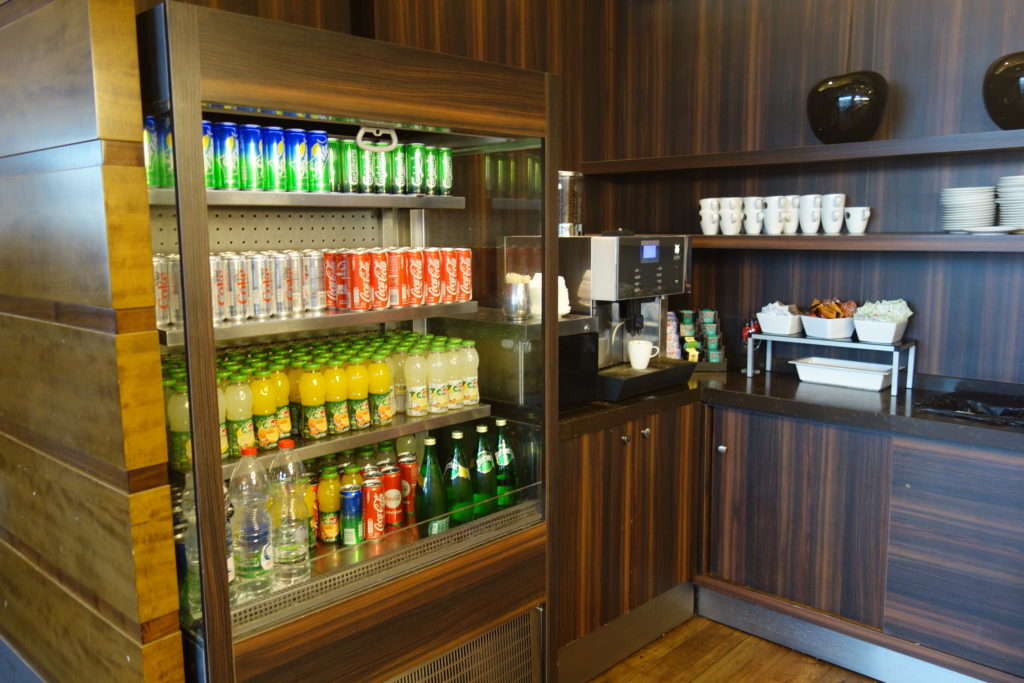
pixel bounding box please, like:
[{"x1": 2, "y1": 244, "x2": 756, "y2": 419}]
[{"x1": 640, "y1": 241, "x2": 659, "y2": 263}]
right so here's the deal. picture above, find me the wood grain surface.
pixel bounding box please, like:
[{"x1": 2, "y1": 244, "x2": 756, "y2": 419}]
[
  {"x1": 885, "y1": 436, "x2": 1024, "y2": 677},
  {"x1": 708, "y1": 406, "x2": 891, "y2": 627},
  {"x1": 128, "y1": 485, "x2": 180, "y2": 634},
  {"x1": 116, "y1": 330, "x2": 169, "y2": 472},
  {"x1": 105, "y1": 164, "x2": 156, "y2": 311},
  {"x1": 233, "y1": 525, "x2": 547, "y2": 682},
  {"x1": 135, "y1": 0, "x2": 352, "y2": 33}
]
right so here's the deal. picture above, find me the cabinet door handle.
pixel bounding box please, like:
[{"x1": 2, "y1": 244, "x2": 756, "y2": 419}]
[
  {"x1": 717, "y1": 445, "x2": 728, "y2": 454},
  {"x1": 621, "y1": 434, "x2": 632, "y2": 444},
  {"x1": 640, "y1": 427, "x2": 651, "y2": 438}
]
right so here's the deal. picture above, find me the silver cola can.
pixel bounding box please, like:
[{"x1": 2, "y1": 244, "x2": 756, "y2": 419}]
[
  {"x1": 284, "y1": 250, "x2": 304, "y2": 314},
  {"x1": 246, "y1": 252, "x2": 273, "y2": 319},
  {"x1": 165, "y1": 253, "x2": 184, "y2": 324},
  {"x1": 302, "y1": 249, "x2": 326, "y2": 312},
  {"x1": 152, "y1": 254, "x2": 170, "y2": 326},
  {"x1": 209, "y1": 254, "x2": 226, "y2": 324},
  {"x1": 270, "y1": 251, "x2": 293, "y2": 317},
  {"x1": 223, "y1": 252, "x2": 250, "y2": 321}
]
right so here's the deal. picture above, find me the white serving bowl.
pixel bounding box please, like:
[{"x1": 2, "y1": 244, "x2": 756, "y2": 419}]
[
  {"x1": 854, "y1": 318, "x2": 908, "y2": 344},
  {"x1": 756, "y1": 313, "x2": 803, "y2": 335},
  {"x1": 789, "y1": 357, "x2": 893, "y2": 391},
  {"x1": 800, "y1": 315, "x2": 854, "y2": 339}
]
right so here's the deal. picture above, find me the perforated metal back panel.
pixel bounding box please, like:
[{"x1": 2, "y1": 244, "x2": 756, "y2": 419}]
[
  {"x1": 151, "y1": 207, "x2": 379, "y2": 253},
  {"x1": 387, "y1": 609, "x2": 542, "y2": 683}
]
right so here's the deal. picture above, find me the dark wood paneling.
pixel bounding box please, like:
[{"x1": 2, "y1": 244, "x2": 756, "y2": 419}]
[
  {"x1": 692, "y1": 233, "x2": 1024, "y2": 252},
  {"x1": 233, "y1": 525, "x2": 547, "y2": 682},
  {"x1": 708, "y1": 406, "x2": 891, "y2": 627},
  {"x1": 885, "y1": 436, "x2": 1024, "y2": 677},
  {"x1": 136, "y1": 0, "x2": 352, "y2": 33}
]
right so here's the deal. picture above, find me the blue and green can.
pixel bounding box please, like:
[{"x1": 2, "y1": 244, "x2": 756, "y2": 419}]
[
  {"x1": 306, "y1": 130, "x2": 330, "y2": 192},
  {"x1": 201, "y1": 120, "x2": 215, "y2": 188},
  {"x1": 261, "y1": 126, "x2": 286, "y2": 190},
  {"x1": 238, "y1": 123, "x2": 263, "y2": 190},
  {"x1": 212, "y1": 122, "x2": 238, "y2": 189},
  {"x1": 156, "y1": 117, "x2": 175, "y2": 188},
  {"x1": 284, "y1": 128, "x2": 307, "y2": 191},
  {"x1": 143, "y1": 116, "x2": 160, "y2": 187}
]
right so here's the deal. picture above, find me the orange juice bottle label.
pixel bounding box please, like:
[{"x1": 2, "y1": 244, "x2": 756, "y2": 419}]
[
  {"x1": 327, "y1": 400, "x2": 350, "y2": 434},
  {"x1": 253, "y1": 413, "x2": 280, "y2": 450},
  {"x1": 276, "y1": 404, "x2": 292, "y2": 436},
  {"x1": 302, "y1": 405, "x2": 327, "y2": 439},
  {"x1": 227, "y1": 418, "x2": 255, "y2": 456},
  {"x1": 369, "y1": 390, "x2": 394, "y2": 426},
  {"x1": 348, "y1": 397, "x2": 371, "y2": 430}
]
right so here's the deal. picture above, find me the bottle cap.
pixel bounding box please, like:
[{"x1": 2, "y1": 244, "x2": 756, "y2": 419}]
[
  {"x1": 304, "y1": 363, "x2": 321, "y2": 371},
  {"x1": 173, "y1": 383, "x2": 188, "y2": 393},
  {"x1": 424, "y1": 437, "x2": 437, "y2": 445},
  {"x1": 229, "y1": 373, "x2": 248, "y2": 382},
  {"x1": 278, "y1": 439, "x2": 295, "y2": 449},
  {"x1": 476, "y1": 424, "x2": 488, "y2": 432},
  {"x1": 451, "y1": 430, "x2": 463, "y2": 439},
  {"x1": 253, "y1": 369, "x2": 271, "y2": 378},
  {"x1": 240, "y1": 446, "x2": 258, "y2": 456},
  {"x1": 462, "y1": 340, "x2": 476, "y2": 347},
  {"x1": 495, "y1": 418, "x2": 507, "y2": 426},
  {"x1": 269, "y1": 363, "x2": 285, "y2": 371}
]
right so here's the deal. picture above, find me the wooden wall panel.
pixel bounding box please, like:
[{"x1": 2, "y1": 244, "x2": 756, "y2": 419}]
[
  {"x1": 105, "y1": 164, "x2": 156, "y2": 311},
  {"x1": 129, "y1": 485, "x2": 179, "y2": 630},
  {"x1": 116, "y1": 329, "x2": 170, "y2": 473},
  {"x1": 136, "y1": 0, "x2": 352, "y2": 33},
  {"x1": 90, "y1": 0, "x2": 145, "y2": 143}
]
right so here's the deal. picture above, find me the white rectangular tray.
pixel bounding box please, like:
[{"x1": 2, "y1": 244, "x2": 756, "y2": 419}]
[{"x1": 789, "y1": 356, "x2": 893, "y2": 392}]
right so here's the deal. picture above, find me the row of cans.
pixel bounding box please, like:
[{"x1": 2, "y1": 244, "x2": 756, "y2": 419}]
[
  {"x1": 336, "y1": 456, "x2": 418, "y2": 545},
  {"x1": 153, "y1": 247, "x2": 473, "y2": 325},
  {"x1": 143, "y1": 117, "x2": 454, "y2": 195}
]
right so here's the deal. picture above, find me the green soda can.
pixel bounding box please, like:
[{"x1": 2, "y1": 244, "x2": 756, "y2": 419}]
[
  {"x1": 358, "y1": 144, "x2": 375, "y2": 193},
  {"x1": 340, "y1": 139, "x2": 358, "y2": 192},
  {"x1": 238, "y1": 124, "x2": 263, "y2": 190},
  {"x1": 424, "y1": 145, "x2": 439, "y2": 195},
  {"x1": 407, "y1": 143, "x2": 425, "y2": 194},
  {"x1": 143, "y1": 116, "x2": 160, "y2": 187},
  {"x1": 201, "y1": 120, "x2": 215, "y2": 188},
  {"x1": 439, "y1": 147, "x2": 453, "y2": 195},
  {"x1": 284, "y1": 128, "x2": 307, "y2": 192},
  {"x1": 373, "y1": 142, "x2": 389, "y2": 194},
  {"x1": 389, "y1": 144, "x2": 407, "y2": 194},
  {"x1": 212, "y1": 122, "x2": 238, "y2": 190},
  {"x1": 306, "y1": 130, "x2": 330, "y2": 192},
  {"x1": 327, "y1": 137, "x2": 341, "y2": 192},
  {"x1": 156, "y1": 117, "x2": 176, "y2": 188}
]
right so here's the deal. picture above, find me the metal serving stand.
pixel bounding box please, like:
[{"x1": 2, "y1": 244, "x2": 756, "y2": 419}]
[{"x1": 747, "y1": 333, "x2": 916, "y2": 396}]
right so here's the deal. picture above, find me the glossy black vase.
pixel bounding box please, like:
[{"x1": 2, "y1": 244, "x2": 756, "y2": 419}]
[
  {"x1": 983, "y1": 52, "x2": 1024, "y2": 130},
  {"x1": 806, "y1": 71, "x2": 889, "y2": 144}
]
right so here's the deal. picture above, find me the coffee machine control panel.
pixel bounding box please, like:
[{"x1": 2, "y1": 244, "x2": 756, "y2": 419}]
[{"x1": 589, "y1": 235, "x2": 688, "y2": 300}]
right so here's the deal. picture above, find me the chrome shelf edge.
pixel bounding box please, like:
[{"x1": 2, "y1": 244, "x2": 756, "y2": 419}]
[
  {"x1": 148, "y1": 187, "x2": 466, "y2": 210},
  {"x1": 221, "y1": 403, "x2": 492, "y2": 478},
  {"x1": 750, "y1": 332, "x2": 916, "y2": 352},
  {"x1": 159, "y1": 301, "x2": 479, "y2": 346}
]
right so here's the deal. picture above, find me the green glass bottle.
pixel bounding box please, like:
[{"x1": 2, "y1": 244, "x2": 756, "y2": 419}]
[
  {"x1": 472, "y1": 424, "x2": 498, "y2": 518},
  {"x1": 494, "y1": 418, "x2": 519, "y2": 509},
  {"x1": 416, "y1": 436, "x2": 449, "y2": 536},
  {"x1": 444, "y1": 430, "x2": 474, "y2": 526}
]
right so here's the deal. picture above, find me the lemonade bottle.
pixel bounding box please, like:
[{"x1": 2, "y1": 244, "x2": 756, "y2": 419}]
[
  {"x1": 224, "y1": 374, "x2": 256, "y2": 457},
  {"x1": 367, "y1": 353, "x2": 395, "y2": 427},
  {"x1": 287, "y1": 357, "x2": 307, "y2": 437},
  {"x1": 404, "y1": 346, "x2": 429, "y2": 417},
  {"x1": 299, "y1": 364, "x2": 328, "y2": 440},
  {"x1": 250, "y1": 370, "x2": 280, "y2": 451},
  {"x1": 317, "y1": 464, "x2": 341, "y2": 544},
  {"x1": 461, "y1": 340, "x2": 480, "y2": 405},
  {"x1": 323, "y1": 357, "x2": 350, "y2": 435},
  {"x1": 268, "y1": 363, "x2": 292, "y2": 438},
  {"x1": 166, "y1": 383, "x2": 192, "y2": 473},
  {"x1": 446, "y1": 339, "x2": 464, "y2": 410},
  {"x1": 346, "y1": 356, "x2": 371, "y2": 430},
  {"x1": 427, "y1": 343, "x2": 449, "y2": 414},
  {"x1": 216, "y1": 377, "x2": 229, "y2": 459},
  {"x1": 391, "y1": 345, "x2": 408, "y2": 414}
]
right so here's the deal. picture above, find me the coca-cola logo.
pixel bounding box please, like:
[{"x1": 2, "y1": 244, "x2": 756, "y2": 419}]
[
  {"x1": 384, "y1": 489, "x2": 402, "y2": 509},
  {"x1": 373, "y1": 495, "x2": 385, "y2": 531},
  {"x1": 357, "y1": 261, "x2": 371, "y2": 303}
]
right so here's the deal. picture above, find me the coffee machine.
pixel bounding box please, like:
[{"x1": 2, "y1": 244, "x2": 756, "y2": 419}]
[{"x1": 559, "y1": 234, "x2": 694, "y2": 400}]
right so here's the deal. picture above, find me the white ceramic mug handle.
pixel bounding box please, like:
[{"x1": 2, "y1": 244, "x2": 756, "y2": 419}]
[
  {"x1": 650, "y1": 346, "x2": 659, "y2": 358},
  {"x1": 812, "y1": 209, "x2": 820, "y2": 221}
]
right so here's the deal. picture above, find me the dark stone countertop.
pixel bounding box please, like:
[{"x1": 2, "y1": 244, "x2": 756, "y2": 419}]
[{"x1": 559, "y1": 370, "x2": 1024, "y2": 453}]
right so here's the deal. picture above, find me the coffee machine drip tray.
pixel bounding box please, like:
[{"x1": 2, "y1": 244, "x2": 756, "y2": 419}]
[{"x1": 597, "y1": 358, "x2": 697, "y2": 401}]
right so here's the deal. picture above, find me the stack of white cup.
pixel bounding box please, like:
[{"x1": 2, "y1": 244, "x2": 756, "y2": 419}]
[{"x1": 699, "y1": 193, "x2": 870, "y2": 235}]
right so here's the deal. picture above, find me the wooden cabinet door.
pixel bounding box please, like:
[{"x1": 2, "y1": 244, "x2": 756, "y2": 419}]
[
  {"x1": 708, "y1": 406, "x2": 891, "y2": 627},
  {"x1": 555, "y1": 420, "x2": 633, "y2": 647},
  {"x1": 628, "y1": 402, "x2": 700, "y2": 609},
  {"x1": 885, "y1": 437, "x2": 1024, "y2": 677}
]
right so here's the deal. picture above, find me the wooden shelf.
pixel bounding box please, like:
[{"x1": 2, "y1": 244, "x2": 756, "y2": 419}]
[
  {"x1": 691, "y1": 233, "x2": 1024, "y2": 252},
  {"x1": 579, "y1": 129, "x2": 1024, "y2": 175}
]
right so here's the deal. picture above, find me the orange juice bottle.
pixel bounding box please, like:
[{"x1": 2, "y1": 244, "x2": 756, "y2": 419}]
[
  {"x1": 316, "y1": 465, "x2": 340, "y2": 544},
  {"x1": 339, "y1": 462, "x2": 363, "y2": 488},
  {"x1": 287, "y1": 357, "x2": 307, "y2": 437},
  {"x1": 269, "y1": 363, "x2": 292, "y2": 439},
  {"x1": 250, "y1": 370, "x2": 280, "y2": 451},
  {"x1": 367, "y1": 352, "x2": 394, "y2": 427},
  {"x1": 346, "y1": 356, "x2": 371, "y2": 431},
  {"x1": 299, "y1": 363, "x2": 327, "y2": 440},
  {"x1": 323, "y1": 356, "x2": 350, "y2": 435}
]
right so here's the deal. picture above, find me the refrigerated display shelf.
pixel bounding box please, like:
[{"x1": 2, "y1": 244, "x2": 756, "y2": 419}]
[
  {"x1": 148, "y1": 187, "x2": 466, "y2": 210},
  {"x1": 221, "y1": 403, "x2": 492, "y2": 478},
  {"x1": 158, "y1": 301, "x2": 479, "y2": 346}
]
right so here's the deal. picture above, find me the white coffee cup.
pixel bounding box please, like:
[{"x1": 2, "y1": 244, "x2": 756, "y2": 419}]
[
  {"x1": 823, "y1": 193, "x2": 846, "y2": 211},
  {"x1": 627, "y1": 339, "x2": 659, "y2": 370},
  {"x1": 764, "y1": 196, "x2": 787, "y2": 213},
  {"x1": 782, "y1": 210, "x2": 799, "y2": 234},
  {"x1": 742, "y1": 196, "x2": 764, "y2": 216},
  {"x1": 785, "y1": 195, "x2": 800, "y2": 212},
  {"x1": 845, "y1": 206, "x2": 871, "y2": 234},
  {"x1": 822, "y1": 208, "x2": 844, "y2": 234},
  {"x1": 699, "y1": 209, "x2": 719, "y2": 235},
  {"x1": 799, "y1": 207, "x2": 821, "y2": 234},
  {"x1": 764, "y1": 209, "x2": 784, "y2": 235},
  {"x1": 719, "y1": 209, "x2": 743, "y2": 235},
  {"x1": 699, "y1": 198, "x2": 720, "y2": 212},
  {"x1": 743, "y1": 210, "x2": 764, "y2": 234},
  {"x1": 719, "y1": 197, "x2": 742, "y2": 212}
]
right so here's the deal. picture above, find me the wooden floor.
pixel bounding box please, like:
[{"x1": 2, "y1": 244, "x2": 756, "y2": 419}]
[{"x1": 588, "y1": 617, "x2": 877, "y2": 682}]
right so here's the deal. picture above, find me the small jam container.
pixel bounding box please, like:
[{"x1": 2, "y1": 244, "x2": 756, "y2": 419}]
[
  {"x1": 707, "y1": 349, "x2": 724, "y2": 363},
  {"x1": 680, "y1": 309, "x2": 695, "y2": 325},
  {"x1": 704, "y1": 323, "x2": 719, "y2": 336},
  {"x1": 705, "y1": 335, "x2": 720, "y2": 351},
  {"x1": 680, "y1": 323, "x2": 696, "y2": 336},
  {"x1": 700, "y1": 308, "x2": 717, "y2": 324}
]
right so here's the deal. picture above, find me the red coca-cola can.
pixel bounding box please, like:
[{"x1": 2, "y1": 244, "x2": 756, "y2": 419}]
[
  {"x1": 324, "y1": 249, "x2": 339, "y2": 310},
  {"x1": 348, "y1": 249, "x2": 372, "y2": 311},
  {"x1": 440, "y1": 248, "x2": 458, "y2": 303},
  {"x1": 336, "y1": 249, "x2": 350, "y2": 310},
  {"x1": 362, "y1": 478, "x2": 385, "y2": 540},
  {"x1": 397, "y1": 454, "x2": 418, "y2": 518},
  {"x1": 369, "y1": 248, "x2": 389, "y2": 310},
  {"x1": 406, "y1": 248, "x2": 425, "y2": 306},
  {"x1": 386, "y1": 249, "x2": 408, "y2": 308},
  {"x1": 379, "y1": 465, "x2": 404, "y2": 526},
  {"x1": 423, "y1": 247, "x2": 442, "y2": 305},
  {"x1": 455, "y1": 247, "x2": 473, "y2": 302}
]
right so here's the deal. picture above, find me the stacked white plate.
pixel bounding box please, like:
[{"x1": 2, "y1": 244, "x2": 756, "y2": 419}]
[
  {"x1": 997, "y1": 175, "x2": 1024, "y2": 230},
  {"x1": 940, "y1": 186, "x2": 995, "y2": 232}
]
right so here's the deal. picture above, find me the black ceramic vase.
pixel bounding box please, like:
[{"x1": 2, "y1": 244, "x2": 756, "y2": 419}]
[
  {"x1": 983, "y1": 52, "x2": 1024, "y2": 130},
  {"x1": 806, "y1": 71, "x2": 889, "y2": 144}
]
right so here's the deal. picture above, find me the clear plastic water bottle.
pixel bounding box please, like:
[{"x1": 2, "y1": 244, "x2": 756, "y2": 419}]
[
  {"x1": 180, "y1": 474, "x2": 202, "y2": 623},
  {"x1": 269, "y1": 439, "x2": 310, "y2": 588},
  {"x1": 229, "y1": 446, "x2": 273, "y2": 601}
]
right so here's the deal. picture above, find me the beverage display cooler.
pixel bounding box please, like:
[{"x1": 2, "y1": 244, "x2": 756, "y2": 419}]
[{"x1": 138, "y1": 4, "x2": 556, "y2": 680}]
